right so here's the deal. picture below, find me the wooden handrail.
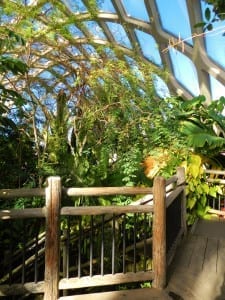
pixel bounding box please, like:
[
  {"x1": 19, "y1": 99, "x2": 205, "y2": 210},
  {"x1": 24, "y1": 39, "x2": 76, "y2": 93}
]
[
  {"x1": 0, "y1": 188, "x2": 45, "y2": 199},
  {"x1": 61, "y1": 205, "x2": 154, "y2": 216},
  {"x1": 63, "y1": 186, "x2": 153, "y2": 196},
  {"x1": 0, "y1": 208, "x2": 46, "y2": 219}
]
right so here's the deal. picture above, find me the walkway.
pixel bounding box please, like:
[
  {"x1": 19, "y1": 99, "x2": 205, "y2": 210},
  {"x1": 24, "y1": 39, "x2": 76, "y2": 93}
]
[{"x1": 166, "y1": 218, "x2": 225, "y2": 300}]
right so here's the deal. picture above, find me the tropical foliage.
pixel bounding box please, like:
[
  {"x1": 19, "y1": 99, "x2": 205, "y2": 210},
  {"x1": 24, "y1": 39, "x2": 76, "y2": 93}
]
[{"x1": 0, "y1": 0, "x2": 225, "y2": 222}]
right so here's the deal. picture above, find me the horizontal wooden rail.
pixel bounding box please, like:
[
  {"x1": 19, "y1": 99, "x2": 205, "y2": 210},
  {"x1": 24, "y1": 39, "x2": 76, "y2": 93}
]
[
  {"x1": 207, "y1": 178, "x2": 225, "y2": 184},
  {"x1": 166, "y1": 186, "x2": 184, "y2": 208},
  {"x1": 64, "y1": 186, "x2": 153, "y2": 197},
  {"x1": 0, "y1": 186, "x2": 153, "y2": 200},
  {"x1": 0, "y1": 208, "x2": 46, "y2": 219},
  {"x1": 0, "y1": 188, "x2": 45, "y2": 199},
  {"x1": 0, "y1": 205, "x2": 154, "y2": 220},
  {"x1": 205, "y1": 169, "x2": 225, "y2": 175},
  {"x1": 165, "y1": 175, "x2": 177, "y2": 186},
  {"x1": 59, "y1": 271, "x2": 154, "y2": 290},
  {"x1": 61, "y1": 205, "x2": 154, "y2": 216},
  {"x1": 205, "y1": 169, "x2": 225, "y2": 184}
]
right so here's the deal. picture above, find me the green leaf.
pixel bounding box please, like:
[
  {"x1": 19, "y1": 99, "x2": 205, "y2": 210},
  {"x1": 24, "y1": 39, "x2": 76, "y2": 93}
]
[
  {"x1": 206, "y1": 23, "x2": 213, "y2": 31},
  {"x1": 194, "y1": 22, "x2": 206, "y2": 28},
  {"x1": 205, "y1": 7, "x2": 211, "y2": 21},
  {"x1": 208, "y1": 186, "x2": 218, "y2": 198},
  {"x1": 187, "y1": 196, "x2": 197, "y2": 210}
]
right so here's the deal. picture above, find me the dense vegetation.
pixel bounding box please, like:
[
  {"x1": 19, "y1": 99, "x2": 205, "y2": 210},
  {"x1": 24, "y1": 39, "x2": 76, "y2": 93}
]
[{"x1": 0, "y1": 0, "x2": 225, "y2": 221}]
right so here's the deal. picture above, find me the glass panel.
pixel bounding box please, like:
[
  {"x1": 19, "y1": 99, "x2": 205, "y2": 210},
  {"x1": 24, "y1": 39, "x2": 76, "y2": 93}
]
[
  {"x1": 155, "y1": 0, "x2": 193, "y2": 45},
  {"x1": 52, "y1": 65, "x2": 66, "y2": 75},
  {"x1": 201, "y1": 1, "x2": 225, "y2": 68},
  {"x1": 84, "y1": 21, "x2": 106, "y2": 39},
  {"x1": 41, "y1": 3, "x2": 53, "y2": 16},
  {"x1": 121, "y1": 0, "x2": 150, "y2": 22},
  {"x1": 67, "y1": 24, "x2": 85, "y2": 38},
  {"x1": 169, "y1": 48, "x2": 199, "y2": 96},
  {"x1": 97, "y1": 0, "x2": 116, "y2": 13},
  {"x1": 135, "y1": 30, "x2": 162, "y2": 66},
  {"x1": 67, "y1": 45, "x2": 82, "y2": 56},
  {"x1": 106, "y1": 22, "x2": 132, "y2": 48},
  {"x1": 210, "y1": 75, "x2": 225, "y2": 100},
  {"x1": 82, "y1": 44, "x2": 99, "y2": 56},
  {"x1": 37, "y1": 73, "x2": 56, "y2": 87},
  {"x1": 152, "y1": 75, "x2": 170, "y2": 98},
  {"x1": 125, "y1": 55, "x2": 145, "y2": 81},
  {"x1": 62, "y1": 0, "x2": 87, "y2": 13},
  {"x1": 103, "y1": 47, "x2": 116, "y2": 59}
]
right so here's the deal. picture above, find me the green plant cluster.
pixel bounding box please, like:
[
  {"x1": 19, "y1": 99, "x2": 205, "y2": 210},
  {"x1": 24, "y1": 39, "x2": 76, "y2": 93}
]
[{"x1": 184, "y1": 154, "x2": 222, "y2": 225}]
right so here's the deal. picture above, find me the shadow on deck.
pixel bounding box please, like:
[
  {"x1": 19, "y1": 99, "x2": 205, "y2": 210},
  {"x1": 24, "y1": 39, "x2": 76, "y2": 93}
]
[{"x1": 166, "y1": 218, "x2": 225, "y2": 300}]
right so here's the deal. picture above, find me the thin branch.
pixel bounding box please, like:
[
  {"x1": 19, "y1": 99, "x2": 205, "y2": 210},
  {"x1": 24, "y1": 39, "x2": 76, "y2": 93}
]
[{"x1": 162, "y1": 25, "x2": 225, "y2": 53}]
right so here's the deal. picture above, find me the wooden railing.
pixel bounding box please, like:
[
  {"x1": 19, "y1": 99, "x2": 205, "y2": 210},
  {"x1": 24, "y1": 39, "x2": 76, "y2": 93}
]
[
  {"x1": 205, "y1": 169, "x2": 225, "y2": 216},
  {"x1": 0, "y1": 167, "x2": 186, "y2": 299}
]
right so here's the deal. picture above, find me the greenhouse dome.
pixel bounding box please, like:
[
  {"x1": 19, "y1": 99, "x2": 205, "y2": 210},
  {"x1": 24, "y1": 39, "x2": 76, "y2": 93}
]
[{"x1": 1, "y1": 0, "x2": 225, "y2": 102}]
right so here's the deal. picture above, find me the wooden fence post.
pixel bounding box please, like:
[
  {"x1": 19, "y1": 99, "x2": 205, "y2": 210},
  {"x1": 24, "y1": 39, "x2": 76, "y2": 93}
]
[
  {"x1": 176, "y1": 167, "x2": 187, "y2": 235},
  {"x1": 152, "y1": 176, "x2": 166, "y2": 289},
  {"x1": 176, "y1": 167, "x2": 185, "y2": 186},
  {"x1": 44, "y1": 176, "x2": 61, "y2": 300}
]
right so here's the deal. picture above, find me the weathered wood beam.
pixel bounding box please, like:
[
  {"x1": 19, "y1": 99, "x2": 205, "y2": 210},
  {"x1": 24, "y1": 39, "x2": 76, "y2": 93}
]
[
  {"x1": 0, "y1": 188, "x2": 45, "y2": 199},
  {"x1": 63, "y1": 186, "x2": 153, "y2": 197},
  {"x1": 61, "y1": 205, "x2": 154, "y2": 216},
  {"x1": 152, "y1": 176, "x2": 166, "y2": 289},
  {"x1": 59, "y1": 271, "x2": 154, "y2": 290},
  {"x1": 44, "y1": 177, "x2": 61, "y2": 300},
  {"x1": 0, "y1": 208, "x2": 45, "y2": 219}
]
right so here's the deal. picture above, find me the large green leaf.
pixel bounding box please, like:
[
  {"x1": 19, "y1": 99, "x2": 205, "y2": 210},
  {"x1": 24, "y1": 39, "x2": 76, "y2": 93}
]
[
  {"x1": 180, "y1": 120, "x2": 225, "y2": 149},
  {"x1": 188, "y1": 132, "x2": 225, "y2": 148}
]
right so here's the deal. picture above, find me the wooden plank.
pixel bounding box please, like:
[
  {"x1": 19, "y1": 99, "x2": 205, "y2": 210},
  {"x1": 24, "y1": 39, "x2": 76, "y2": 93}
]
[
  {"x1": 169, "y1": 235, "x2": 197, "y2": 269},
  {"x1": 59, "y1": 288, "x2": 171, "y2": 300},
  {"x1": 59, "y1": 271, "x2": 154, "y2": 290},
  {"x1": 188, "y1": 235, "x2": 207, "y2": 273},
  {"x1": 167, "y1": 220, "x2": 225, "y2": 300},
  {"x1": 44, "y1": 177, "x2": 61, "y2": 300},
  {"x1": 202, "y1": 238, "x2": 218, "y2": 273},
  {"x1": 58, "y1": 288, "x2": 171, "y2": 300},
  {"x1": 194, "y1": 219, "x2": 225, "y2": 239}
]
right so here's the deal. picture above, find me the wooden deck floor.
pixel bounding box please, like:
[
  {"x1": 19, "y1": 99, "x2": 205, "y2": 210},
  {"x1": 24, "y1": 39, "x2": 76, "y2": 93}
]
[
  {"x1": 166, "y1": 218, "x2": 225, "y2": 300},
  {"x1": 59, "y1": 288, "x2": 171, "y2": 300}
]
